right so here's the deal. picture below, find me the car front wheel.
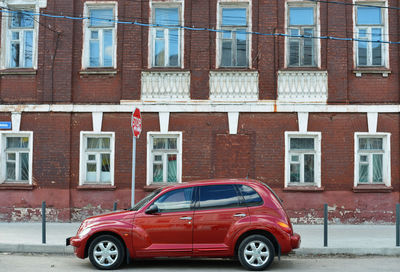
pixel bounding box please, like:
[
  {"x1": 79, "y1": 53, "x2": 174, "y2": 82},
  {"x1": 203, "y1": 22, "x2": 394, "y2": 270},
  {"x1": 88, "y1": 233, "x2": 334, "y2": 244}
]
[
  {"x1": 88, "y1": 234, "x2": 125, "y2": 270},
  {"x1": 238, "y1": 234, "x2": 275, "y2": 271}
]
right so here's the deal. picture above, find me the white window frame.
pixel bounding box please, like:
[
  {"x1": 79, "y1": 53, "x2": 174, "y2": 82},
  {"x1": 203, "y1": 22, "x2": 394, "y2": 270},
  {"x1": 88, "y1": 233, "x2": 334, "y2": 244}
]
[
  {"x1": 354, "y1": 132, "x2": 390, "y2": 187},
  {"x1": 285, "y1": 132, "x2": 321, "y2": 188},
  {"x1": 216, "y1": 0, "x2": 252, "y2": 68},
  {"x1": 147, "y1": 132, "x2": 182, "y2": 185},
  {"x1": 0, "y1": 1, "x2": 42, "y2": 69},
  {"x1": 285, "y1": 0, "x2": 320, "y2": 68},
  {"x1": 0, "y1": 131, "x2": 33, "y2": 184},
  {"x1": 148, "y1": 0, "x2": 184, "y2": 68},
  {"x1": 353, "y1": 0, "x2": 389, "y2": 68},
  {"x1": 82, "y1": 1, "x2": 117, "y2": 69},
  {"x1": 79, "y1": 132, "x2": 115, "y2": 185}
]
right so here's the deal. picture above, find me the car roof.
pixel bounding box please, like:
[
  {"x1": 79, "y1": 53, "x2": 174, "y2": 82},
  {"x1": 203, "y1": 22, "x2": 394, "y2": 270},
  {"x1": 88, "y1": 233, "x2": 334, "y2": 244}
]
[{"x1": 163, "y1": 178, "x2": 261, "y2": 190}]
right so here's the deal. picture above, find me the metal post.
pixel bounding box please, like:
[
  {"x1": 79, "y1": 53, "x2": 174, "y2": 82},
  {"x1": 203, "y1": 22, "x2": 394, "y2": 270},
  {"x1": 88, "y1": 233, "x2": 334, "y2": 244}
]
[
  {"x1": 42, "y1": 201, "x2": 46, "y2": 244},
  {"x1": 396, "y1": 203, "x2": 399, "y2": 247},
  {"x1": 324, "y1": 203, "x2": 328, "y2": 247},
  {"x1": 113, "y1": 202, "x2": 118, "y2": 211},
  {"x1": 131, "y1": 137, "x2": 136, "y2": 208}
]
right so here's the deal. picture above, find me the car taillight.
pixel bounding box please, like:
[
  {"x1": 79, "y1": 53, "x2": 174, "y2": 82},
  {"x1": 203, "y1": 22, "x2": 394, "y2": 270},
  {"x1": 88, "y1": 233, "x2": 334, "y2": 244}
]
[{"x1": 277, "y1": 221, "x2": 292, "y2": 234}]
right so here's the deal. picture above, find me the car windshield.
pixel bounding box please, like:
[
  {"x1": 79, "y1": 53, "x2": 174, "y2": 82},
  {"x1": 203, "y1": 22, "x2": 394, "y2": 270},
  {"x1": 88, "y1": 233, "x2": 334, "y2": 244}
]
[{"x1": 130, "y1": 188, "x2": 162, "y2": 211}]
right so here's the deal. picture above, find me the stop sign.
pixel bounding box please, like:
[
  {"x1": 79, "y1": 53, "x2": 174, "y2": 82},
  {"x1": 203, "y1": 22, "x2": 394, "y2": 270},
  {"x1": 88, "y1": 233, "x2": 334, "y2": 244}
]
[{"x1": 131, "y1": 108, "x2": 142, "y2": 138}]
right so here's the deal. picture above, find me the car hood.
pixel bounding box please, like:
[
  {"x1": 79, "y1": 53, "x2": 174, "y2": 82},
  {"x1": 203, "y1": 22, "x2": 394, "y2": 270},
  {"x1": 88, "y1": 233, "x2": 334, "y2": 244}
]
[{"x1": 78, "y1": 210, "x2": 137, "y2": 232}]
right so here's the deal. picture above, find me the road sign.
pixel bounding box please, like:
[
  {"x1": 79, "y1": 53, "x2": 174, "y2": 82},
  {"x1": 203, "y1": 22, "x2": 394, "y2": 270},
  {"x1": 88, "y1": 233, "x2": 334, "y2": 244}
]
[
  {"x1": 131, "y1": 108, "x2": 142, "y2": 138},
  {"x1": 0, "y1": 122, "x2": 11, "y2": 130}
]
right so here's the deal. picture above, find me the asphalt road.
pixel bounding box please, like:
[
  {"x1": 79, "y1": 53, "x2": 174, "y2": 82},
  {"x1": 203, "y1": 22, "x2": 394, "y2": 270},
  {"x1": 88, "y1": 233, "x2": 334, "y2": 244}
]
[{"x1": 0, "y1": 254, "x2": 399, "y2": 272}]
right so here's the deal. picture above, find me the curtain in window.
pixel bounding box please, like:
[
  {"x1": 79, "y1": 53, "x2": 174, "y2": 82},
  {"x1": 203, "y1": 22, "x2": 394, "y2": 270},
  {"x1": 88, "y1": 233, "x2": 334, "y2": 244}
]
[
  {"x1": 167, "y1": 154, "x2": 177, "y2": 182},
  {"x1": 373, "y1": 154, "x2": 383, "y2": 182}
]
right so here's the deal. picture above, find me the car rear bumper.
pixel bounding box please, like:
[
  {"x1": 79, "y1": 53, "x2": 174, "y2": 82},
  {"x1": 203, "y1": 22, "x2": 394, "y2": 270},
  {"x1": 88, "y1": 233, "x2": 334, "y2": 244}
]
[{"x1": 290, "y1": 232, "x2": 301, "y2": 249}]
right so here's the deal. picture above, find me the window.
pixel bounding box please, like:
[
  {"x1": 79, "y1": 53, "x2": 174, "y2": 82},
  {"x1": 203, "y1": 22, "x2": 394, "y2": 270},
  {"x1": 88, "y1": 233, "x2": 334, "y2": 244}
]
[
  {"x1": 153, "y1": 187, "x2": 194, "y2": 213},
  {"x1": 287, "y1": 4, "x2": 318, "y2": 67},
  {"x1": 218, "y1": 5, "x2": 249, "y2": 67},
  {"x1": 355, "y1": 3, "x2": 387, "y2": 67},
  {"x1": 198, "y1": 185, "x2": 240, "y2": 210},
  {"x1": 354, "y1": 133, "x2": 390, "y2": 186},
  {"x1": 80, "y1": 133, "x2": 115, "y2": 185},
  {"x1": 83, "y1": 3, "x2": 117, "y2": 68},
  {"x1": 0, "y1": 133, "x2": 33, "y2": 184},
  {"x1": 147, "y1": 133, "x2": 182, "y2": 185},
  {"x1": 236, "y1": 184, "x2": 263, "y2": 206},
  {"x1": 1, "y1": 6, "x2": 38, "y2": 69},
  {"x1": 150, "y1": 4, "x2": 182, "y2": 67},
  {"x1": 285, "y1": 132, "x2": 321, "y2": 187}
]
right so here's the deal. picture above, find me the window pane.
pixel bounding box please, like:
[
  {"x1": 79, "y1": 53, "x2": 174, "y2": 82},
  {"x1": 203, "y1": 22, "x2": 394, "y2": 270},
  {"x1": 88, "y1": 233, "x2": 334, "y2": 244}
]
[
  {"x1": 155, "y1": 8, "x2": 179, "y2": 26},
  {"x1": 236, "y1": 31, "x2": 247, "y2": 66},
  {"x1": 12, "y1": 32, "x2": 20, "y2": 41},
  {"x1": 167, "y1": 154, "x2": 177, "y2": 182},
  {"x1": 222, "y1": 8, "x2": 247, "y2": 26},
  {"x1": 199, "y1": 185, "x2": 240, "y2": 209},
  {"x1": 89, "y1": 40, "x2": 100, "y2": 67},
  {"x1": 221, "y1": 39, "x2": 232, "y2": 66},
  {"x1": 290, "y1": 163, "x2": 300, "y2": 182},
  {"x1": 86, "y1": 162, "x2": 97, "y2": 182},
  {"x1": 359, "y1": 138, "x2": 383, "y2": 150},
  {"x1": 103, "y1": 29, "x2": 113, "y2": 67},
  {"x1": 11, "y1": 42, "x2": 20, "y2": 68},
  {"x1": 20, "y1": 153, "x2": 29, "y2": 181},
  {"x1": 100, "y1": 154, "x2": 110, "y2": 182},
  {"x1": 153, "y1": 164, "x2": 163, "y2": 182},
  {"x1": 289, "y1": 7, "x2": 314, "y2": 25},
  {"x1": 357, "y1": 7, "x2": 382, "y2": 25},
  {"x1": 91, "y1": 30, "x2": 99, "y2": 39},
  {"x1": 153, "y1": 138, "x2": 166, "y2": 150},
  {"x1": 7, "y1": 162, "x2": 16, "y2": 180},
  {"x1": 168, "y1": 138, "x2": 177, "y2": 150},
  {"x1": 7, "y1": 153, "x2": 16, "y2": 161},
  {"x1": 304, "y1": 154, "x2": 314, "y2": 183},
  {"x1": 24, "y1": 31, "x2": 33, "y2": 68},
  {"x1": 290, "y1": 138, "x2": 314, "y2": 150},
  {"x1": 359, "y1": 163, "x2": 369, "y2": 183},
  {"x1": 90, "y1": 9, "x2": 114, "y2": 27},
  {"x1": 237, "y1": 184, "x2": 263, "y2": 206},
  {"x1": 289, "y1": 39, "x2": 300, "y2": 66},
  {"x1": 87, "y1": 138, "x2": 100, "y2": 149},
  {"x1": 7, "y1": 137, "x2": 21, "y2": 148},
  {"x1": 303, "y1": 29, "x2": 313, "y2": 66},
  {"x1": 88, "y1": 154, "x2": 95, "y2": 161},
  {"x1": 358, "y1": 40, "x2": 367, "y2": 66},
  {"x1": 291, "y1": 155, "x2": 299, "y2": 162},
  {"x1": 372, "y1": 28, "x2": 382, "y2": 66},
  {"x1": 168, "y1": 29, "x2": 179, "y2": 66},
  {"x1": 154, "y1": 187, "x2": 193, "y2": 212},
  {"x1": 155, "y1": 39, "x2": 165, "y2": 66},
  {"x1": 100, "y1": 138, "x2": 110, "y2": 149},
  {"x1": 373, "y1": 154, "x2": 383, "y2": 183},
  {"x1": 11, "y1": 11, "x2": 34, "y2": 28}
]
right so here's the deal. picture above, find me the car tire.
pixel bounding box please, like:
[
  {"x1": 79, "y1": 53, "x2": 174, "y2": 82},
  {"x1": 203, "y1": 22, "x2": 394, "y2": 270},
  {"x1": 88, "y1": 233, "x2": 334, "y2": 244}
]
[
  {"x1": 88, "y1": 234, "x2": 125, "y2": 270},
  {"x1": 238, "y1": 234, "x2": 275, "y2": 271}
]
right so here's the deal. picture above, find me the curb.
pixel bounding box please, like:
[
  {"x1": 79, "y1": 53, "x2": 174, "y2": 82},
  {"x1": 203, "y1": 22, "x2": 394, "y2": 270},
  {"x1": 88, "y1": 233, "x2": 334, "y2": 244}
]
[{"x1": 1, "y1": 244, "x2": 400, "y2": 256}]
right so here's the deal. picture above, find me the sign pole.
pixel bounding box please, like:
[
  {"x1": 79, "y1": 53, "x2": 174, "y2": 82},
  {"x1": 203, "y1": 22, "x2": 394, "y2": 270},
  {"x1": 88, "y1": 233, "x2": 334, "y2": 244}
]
[{"x1": 131, "y1": 136, "x2": 136, "y2": 208}]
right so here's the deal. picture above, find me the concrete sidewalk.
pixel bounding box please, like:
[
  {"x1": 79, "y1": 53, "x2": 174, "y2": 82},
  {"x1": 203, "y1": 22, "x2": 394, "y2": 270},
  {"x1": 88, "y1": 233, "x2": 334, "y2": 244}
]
[{"x1": 0, "y1": 223, "x2": 399, "y2": 256}]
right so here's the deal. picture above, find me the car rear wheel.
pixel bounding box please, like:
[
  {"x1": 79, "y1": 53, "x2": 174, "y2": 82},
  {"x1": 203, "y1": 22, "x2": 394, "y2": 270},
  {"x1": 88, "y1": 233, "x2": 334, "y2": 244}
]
[
  {"x1": 88, "y1": 234, "x2": 125, "y2": 270},
  {"x1": 238, "y1": 235, "x2": 275, "y2": 271}
]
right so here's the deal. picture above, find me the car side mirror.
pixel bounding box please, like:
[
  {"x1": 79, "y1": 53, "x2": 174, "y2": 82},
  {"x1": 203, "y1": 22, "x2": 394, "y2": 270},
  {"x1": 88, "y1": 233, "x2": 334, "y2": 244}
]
[{"x1": 145, "y1": 204, "x2": 159, "y2": 215}]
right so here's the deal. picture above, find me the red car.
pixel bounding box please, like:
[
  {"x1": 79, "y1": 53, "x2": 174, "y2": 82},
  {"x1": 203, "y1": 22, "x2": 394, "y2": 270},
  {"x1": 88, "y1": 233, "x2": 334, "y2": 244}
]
[{"x1": 67, "y1": 179, "x2": 300, "y2": 270}]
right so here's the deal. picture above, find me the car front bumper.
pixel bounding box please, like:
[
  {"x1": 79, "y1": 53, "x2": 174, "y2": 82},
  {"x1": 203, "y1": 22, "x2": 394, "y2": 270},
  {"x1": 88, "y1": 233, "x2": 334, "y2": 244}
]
[{"x1": 66, "y1": 236, "x2": 86, "y2": 259}]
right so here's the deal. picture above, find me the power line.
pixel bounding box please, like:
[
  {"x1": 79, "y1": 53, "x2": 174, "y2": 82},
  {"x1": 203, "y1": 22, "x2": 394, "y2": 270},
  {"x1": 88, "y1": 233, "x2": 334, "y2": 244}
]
[
  {"x1": 1, "y1": 6, "x2": 399, "y2": 45},
  {"x1": 307, "y1": 0, "x2": 400, "y2": 10}
]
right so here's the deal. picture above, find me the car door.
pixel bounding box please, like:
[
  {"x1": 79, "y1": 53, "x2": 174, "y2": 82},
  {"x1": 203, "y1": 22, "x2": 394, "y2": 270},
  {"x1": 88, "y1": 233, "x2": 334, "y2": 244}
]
[
  {"x1": 133, "y1": 187, "x2": 194, "y2": 257},
  {"x1": 192, "y1": 184, "x2": 249, "y2": 256}
]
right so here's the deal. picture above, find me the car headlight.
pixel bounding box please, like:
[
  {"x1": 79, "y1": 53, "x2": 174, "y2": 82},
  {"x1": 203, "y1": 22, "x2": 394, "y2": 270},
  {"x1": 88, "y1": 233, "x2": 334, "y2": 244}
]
[{"x1": 78, "y1": 227, "x2": 92, "y2": 238}]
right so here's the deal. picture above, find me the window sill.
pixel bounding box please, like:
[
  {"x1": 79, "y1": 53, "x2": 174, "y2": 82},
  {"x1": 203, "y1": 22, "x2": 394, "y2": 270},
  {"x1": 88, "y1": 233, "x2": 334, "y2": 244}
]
[
  {"x1": 352, "y1": 184, "x2": 393, "y2": 193},
  {"x1": 0, "y1": 183, "x2": 34, "y2": 190},
  {"x1": 79, "y1": 68, "x2": 117, "y2": 76},
  {"x1": 0, "y1": 69, "x2": 37, "y2": 76},
  {"x1": 144, "y1": 68, "x2": 190, "y2": 72},
  {"x1": 283, "y1": 186, "x2": 324, "y2": 192},
  {"x1": 353, "y1": 68, "x2": 391, "y2": 78},
  {"x1": 280, "y1": 67, "x2": 323, "y2": 71},
  {"x1": 77, "y1": 185, "x2": 116, "y2": 191}
]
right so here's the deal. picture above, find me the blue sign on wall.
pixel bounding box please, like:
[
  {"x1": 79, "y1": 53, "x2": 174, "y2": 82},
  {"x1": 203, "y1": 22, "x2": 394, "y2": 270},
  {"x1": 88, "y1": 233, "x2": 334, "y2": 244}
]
[{"x1": 0, "y1": 122, "x2": 11, "y2": 130}]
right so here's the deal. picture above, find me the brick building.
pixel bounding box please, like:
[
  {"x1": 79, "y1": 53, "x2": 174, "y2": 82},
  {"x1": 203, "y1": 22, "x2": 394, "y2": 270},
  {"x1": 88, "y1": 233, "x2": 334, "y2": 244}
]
[{"x1": 0, "y1": 0, "x2": 399, "y2": 223}]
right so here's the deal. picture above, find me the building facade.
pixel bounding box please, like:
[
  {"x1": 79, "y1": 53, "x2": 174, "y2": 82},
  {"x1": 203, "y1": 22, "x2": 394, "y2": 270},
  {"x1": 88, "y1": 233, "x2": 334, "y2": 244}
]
[{"x1": 0, "y1": 0, "x2": 399, "y2": 223}]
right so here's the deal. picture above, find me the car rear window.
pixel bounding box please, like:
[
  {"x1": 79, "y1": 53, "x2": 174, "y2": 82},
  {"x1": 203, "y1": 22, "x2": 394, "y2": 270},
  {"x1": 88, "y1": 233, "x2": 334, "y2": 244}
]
[{"x1": 236, "y1": 184, "x2": 263, "y2": 206}]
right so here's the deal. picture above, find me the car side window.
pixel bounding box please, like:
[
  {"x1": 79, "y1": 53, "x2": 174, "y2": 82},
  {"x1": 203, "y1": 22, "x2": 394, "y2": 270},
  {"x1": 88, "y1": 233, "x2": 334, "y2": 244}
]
[
  {"x1": 237, "y1": 184, "x2": 263, "y2": 206},
  {"x1": 198, "y1": 184, "x2": 240, "y2": 210},
  {"x1": 153, "y1": 187, "x2": 194, "y2": 213}
]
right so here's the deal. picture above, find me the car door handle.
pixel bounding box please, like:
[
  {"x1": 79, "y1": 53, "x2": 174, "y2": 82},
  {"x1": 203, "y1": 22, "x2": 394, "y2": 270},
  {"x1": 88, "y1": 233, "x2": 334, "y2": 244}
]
[
  {"x1": 180, "y1": 216, "x2": 192, "y2": 220},
  {"x1": 234, "y1": 213, "x2": 246, "y2": 218}
]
